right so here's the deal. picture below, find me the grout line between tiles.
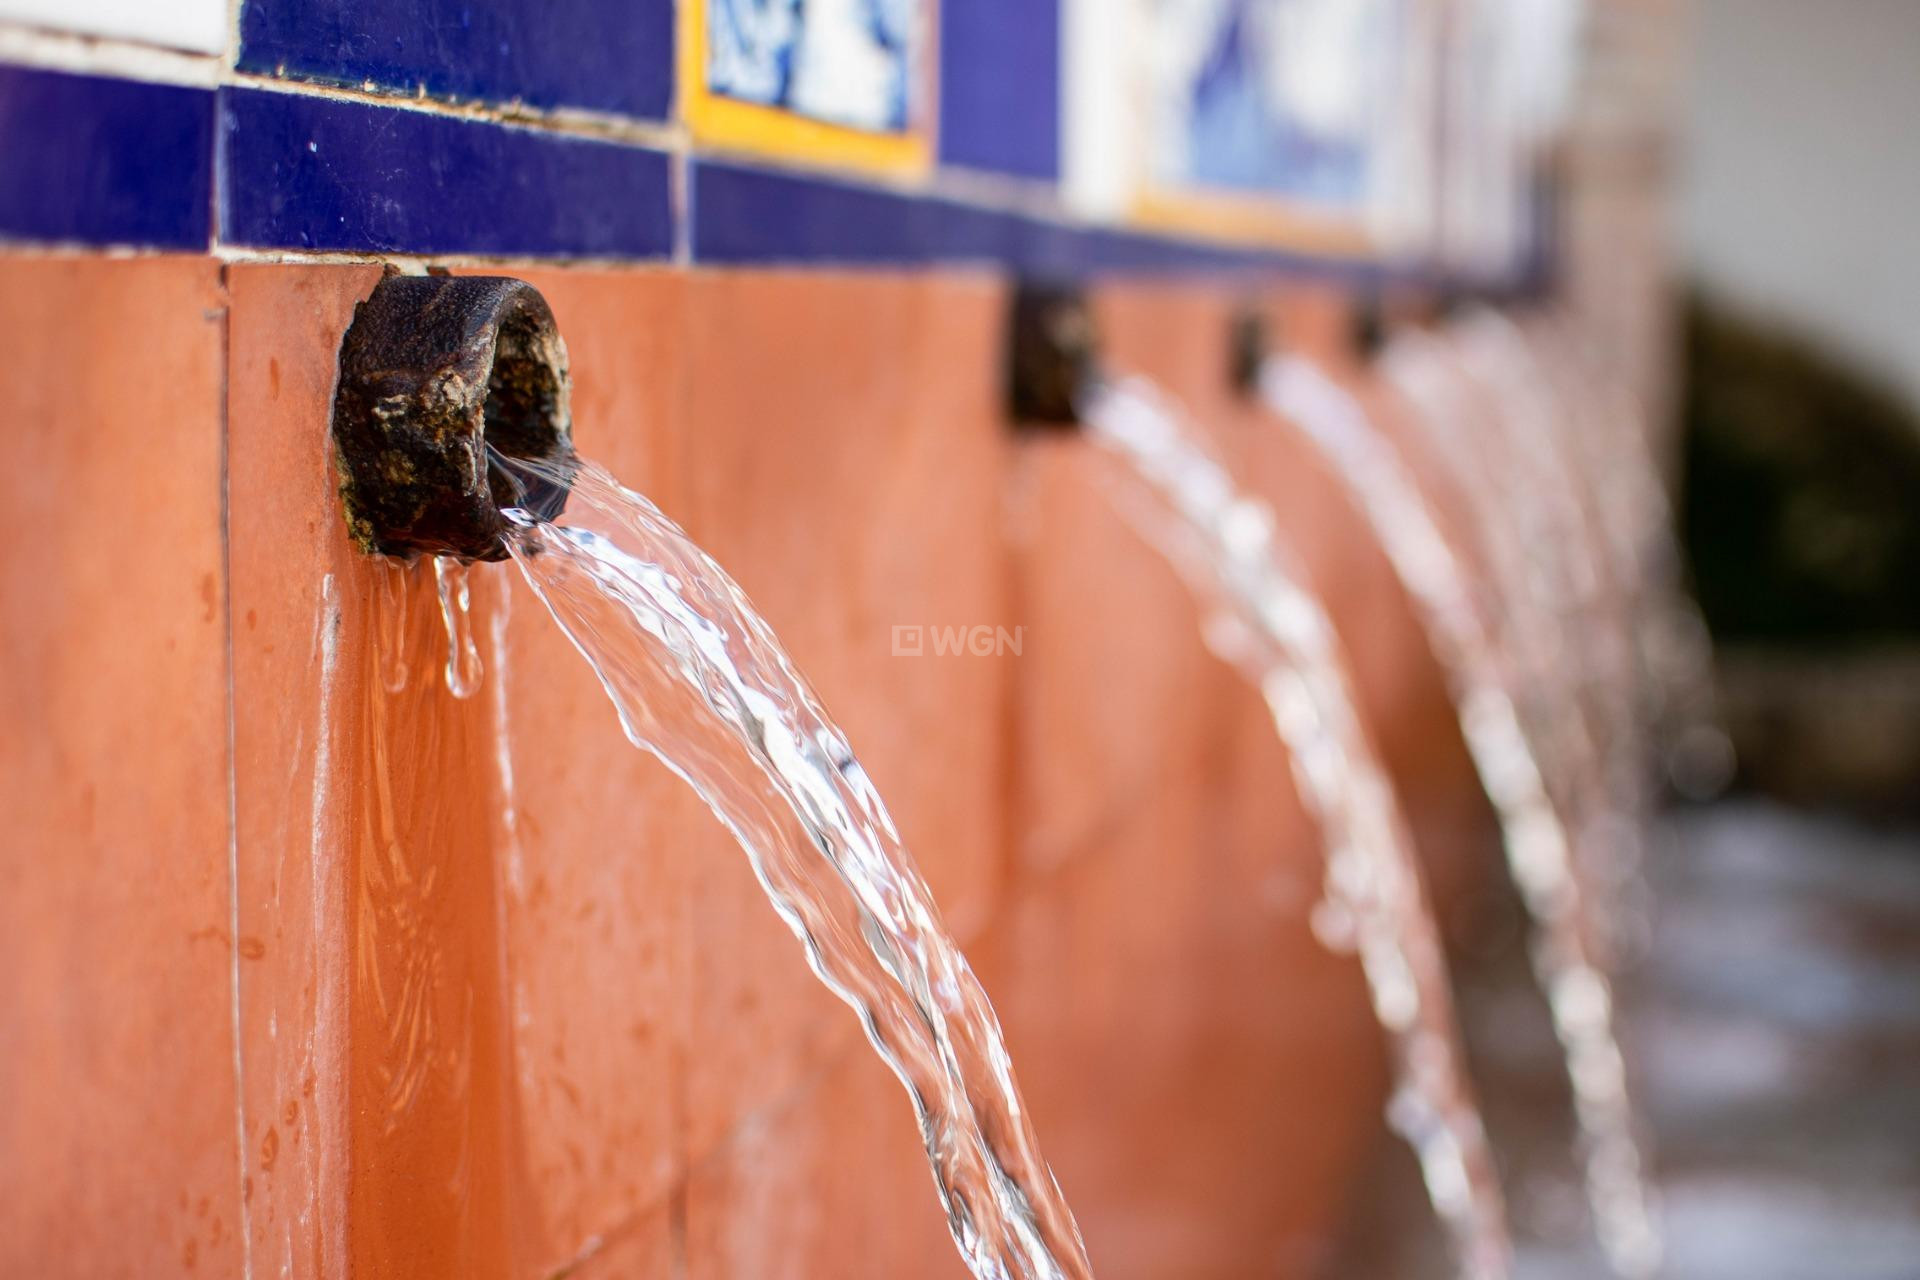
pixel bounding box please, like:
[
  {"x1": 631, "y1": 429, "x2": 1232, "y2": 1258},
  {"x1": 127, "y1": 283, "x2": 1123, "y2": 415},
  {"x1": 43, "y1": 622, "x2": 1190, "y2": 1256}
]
[{"x1": 213, "y1": 262, "x2": 257, "y2": 1280}]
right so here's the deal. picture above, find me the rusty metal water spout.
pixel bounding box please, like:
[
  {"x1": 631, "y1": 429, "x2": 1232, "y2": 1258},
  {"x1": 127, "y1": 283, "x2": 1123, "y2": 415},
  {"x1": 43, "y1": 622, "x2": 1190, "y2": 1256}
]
[
  {"x1": 1005, "y1": 282, "x2": 1096, "y2": 427},
  {"x1": 331, "y1": 272, "x2": 576, "y2": 561}
]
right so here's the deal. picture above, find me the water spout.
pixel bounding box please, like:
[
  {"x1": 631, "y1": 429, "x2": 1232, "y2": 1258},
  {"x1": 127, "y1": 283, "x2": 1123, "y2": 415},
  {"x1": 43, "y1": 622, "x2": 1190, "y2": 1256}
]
[
  {"x1": 330, "y1": 271, "x2": 577, "y2": 562},
  {"x1": 332, "y1": 275, "x2": 1093, "y2": 1280}
]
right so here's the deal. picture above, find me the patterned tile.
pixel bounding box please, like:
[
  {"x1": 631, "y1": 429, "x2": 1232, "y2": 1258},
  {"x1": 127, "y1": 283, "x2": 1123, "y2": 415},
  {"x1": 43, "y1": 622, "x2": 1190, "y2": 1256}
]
[
  {"x1": 219, "y1": 88, "x2": 673, "y2": 257},
  {"x1": 1059, "y1": 0, "x2": 1410, "y2": 255},
  {"x1": 705, "y1": 0, "x2": 918, "y2": 133},
  {"x1": 0, "y1": 65, "x2": 212, "y2": 249},
  {"x1": 1149, "y1": 0, "x2": 1386, "y2": 207},
  {"x1": 1, "y1": 0, "x2": 1461, "y2": 269},
  {"x1": 238, "y1": 0, "x2": 674, "y2": 119}
]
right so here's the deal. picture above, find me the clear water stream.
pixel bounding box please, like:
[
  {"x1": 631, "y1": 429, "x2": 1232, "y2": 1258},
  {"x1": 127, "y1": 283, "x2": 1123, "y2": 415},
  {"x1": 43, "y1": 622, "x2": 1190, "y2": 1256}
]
[
  {"x1": 485, "y1": 453, "x2": 1093, "y2": 1280},
  {"x1": 1348, "y1": 342, "x2": 1664, "y2": 1275},
  {"x1": 1079, "y1": 376, "x2": 1514, "y2": 1280},
  {"x1": 1380, "y1": 333, "x2": 1618, "y2": 900},
  {"x1": 1451, "y1": 316, "x2": 1650, "y2": 927}
]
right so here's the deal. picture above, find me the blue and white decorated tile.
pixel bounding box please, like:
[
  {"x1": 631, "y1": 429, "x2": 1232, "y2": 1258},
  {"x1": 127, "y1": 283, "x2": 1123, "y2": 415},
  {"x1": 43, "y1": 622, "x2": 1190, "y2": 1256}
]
[
  {"x1": 1064, "y1": 0, "x2": 1429, "y2": 259},
  {"x1": 684, "y1": 0, "x2": 930, "y2": 177}
]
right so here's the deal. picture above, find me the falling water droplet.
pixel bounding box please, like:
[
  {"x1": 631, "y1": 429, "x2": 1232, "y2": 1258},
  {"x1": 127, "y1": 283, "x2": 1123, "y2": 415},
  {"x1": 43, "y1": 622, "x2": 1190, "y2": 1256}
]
[
  {"x1": 373, "y1": 556, "x2": 413, "y2": 693},
  {"x1": 432, "y1": 556, "x2": 483, "y2": 699}
]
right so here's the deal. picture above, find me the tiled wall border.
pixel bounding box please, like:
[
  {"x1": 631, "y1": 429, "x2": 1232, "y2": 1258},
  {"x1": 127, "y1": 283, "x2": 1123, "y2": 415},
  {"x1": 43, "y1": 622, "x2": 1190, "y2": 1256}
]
[
  {"x1": 0, "y1": 63, "x2": 213, "y2": 250},
  {"x1": 237, "y1": 0, "x2": 676, "y2": 120},
  {"x1": 220, "y1": 86, "x2": 676, "y2": 258},
  {"x1": 691, "y1": 160, "x2": 1418, "y2": 284},
  {"x1": 0, "y1": 7, "x2": 1462, "y2": 286}
]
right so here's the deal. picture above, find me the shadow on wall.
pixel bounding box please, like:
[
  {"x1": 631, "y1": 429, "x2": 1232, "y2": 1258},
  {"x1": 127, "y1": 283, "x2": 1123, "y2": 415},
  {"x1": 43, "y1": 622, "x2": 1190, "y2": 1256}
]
[{"x1": 1679, "y1": 291, "x2": 1920, "y2": 815}]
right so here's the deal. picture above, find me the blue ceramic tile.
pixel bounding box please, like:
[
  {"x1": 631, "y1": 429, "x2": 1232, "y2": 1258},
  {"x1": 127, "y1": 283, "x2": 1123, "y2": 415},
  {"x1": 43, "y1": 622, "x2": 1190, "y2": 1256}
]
[
  {"x1": 688, "y1": 159, "x2": 1398, "y2": 283},
  {"x1": 693, "y1": 161, "x2": 1078, "y2": 268},
  {"x1": 939, "y1": 0, "x2": 1060, "y2": 180},
  {"x1": 694, "y1": 160, "x2": 965, "y2": 265},
  {"x1": 220, "y1": 88, "x2": 673, "y2": 257},
  {"x1": 238, "y1": 0, "x2": 674, "y2": 120},
  {"x1": 0, "y1": 65, "x2": 212, "y2": 249},
  {"x1": 707, "y1": 0, "x2": 917, "y2": 133}
]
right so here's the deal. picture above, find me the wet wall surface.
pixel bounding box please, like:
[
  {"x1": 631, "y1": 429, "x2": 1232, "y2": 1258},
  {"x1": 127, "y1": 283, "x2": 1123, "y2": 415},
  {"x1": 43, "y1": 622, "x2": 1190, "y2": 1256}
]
[{"x1": 16, "y1": 252, "x2": 1896, "y2": 1280}]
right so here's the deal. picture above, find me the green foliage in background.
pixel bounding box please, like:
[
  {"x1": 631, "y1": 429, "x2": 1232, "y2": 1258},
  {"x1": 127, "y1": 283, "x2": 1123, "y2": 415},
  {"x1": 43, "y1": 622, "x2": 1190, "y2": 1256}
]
[{"x1": 1680, "y1": 294, "x2": 1920, "y2": 647}]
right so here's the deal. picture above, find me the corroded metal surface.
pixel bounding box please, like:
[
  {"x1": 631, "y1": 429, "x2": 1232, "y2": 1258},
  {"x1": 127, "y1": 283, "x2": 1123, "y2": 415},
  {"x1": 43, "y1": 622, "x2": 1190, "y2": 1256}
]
[
  {"x1": 331, "y1": 272, "x2": 574, "y2": 561},
  {"x1": 1229, "y1": 307, "x2": 1267, "y2": 396},
  {"x1": 1006, "y1": 283, "x2": 1096, "y2": 427}
]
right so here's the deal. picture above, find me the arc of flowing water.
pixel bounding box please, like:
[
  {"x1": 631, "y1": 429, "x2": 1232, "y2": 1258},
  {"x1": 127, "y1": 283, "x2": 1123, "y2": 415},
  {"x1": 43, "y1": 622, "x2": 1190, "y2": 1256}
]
[
  {"x1": 487, "y1": 455, "x2": 1092, "y2": 1280},
  {"x1": 1379, "y1": 335, "x2": 1622, "y2": 923},
  {"x1": 1515, "y1": 319, "x2": 1670, "y2": 639},
  {"x1": 1523, "y1": 318, "x2": 1730, "y2": 799},
  {"x1": 1460, "y1": 319, "x2": 1636, "y2": 717},
  {"x1": 1448, "y1": 317, "x2": 1652, "y2": 934},
  {"x1": 1261, "y1": 354, "x2": 1661, "y2": 1277},
  {"x1": 1077, "y1": 376, "x2": 1514, "y2": 1280}
]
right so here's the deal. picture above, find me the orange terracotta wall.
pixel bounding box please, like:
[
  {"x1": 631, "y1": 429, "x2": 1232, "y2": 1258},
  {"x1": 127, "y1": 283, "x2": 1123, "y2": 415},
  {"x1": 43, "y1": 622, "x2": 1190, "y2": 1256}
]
[{"x1": 0, "y1": 254, "x2": 1493, "y2": 1278}]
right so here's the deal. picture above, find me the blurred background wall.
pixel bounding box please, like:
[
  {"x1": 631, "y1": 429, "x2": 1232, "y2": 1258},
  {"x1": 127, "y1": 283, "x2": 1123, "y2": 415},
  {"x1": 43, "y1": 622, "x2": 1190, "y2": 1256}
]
[
  {"x1": 1661, "y1": 0, "x2": 1920, "y2": 815},
  {"x1": 1680, "y1": 0, "x2": 1920, "y2": 413}
]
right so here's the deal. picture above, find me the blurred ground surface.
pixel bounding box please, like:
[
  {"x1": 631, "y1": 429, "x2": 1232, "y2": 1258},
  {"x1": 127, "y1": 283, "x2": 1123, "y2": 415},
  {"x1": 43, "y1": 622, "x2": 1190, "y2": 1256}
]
[{"x1": 1327, "y1": 800, "x2": 1920, "y2": 1279}]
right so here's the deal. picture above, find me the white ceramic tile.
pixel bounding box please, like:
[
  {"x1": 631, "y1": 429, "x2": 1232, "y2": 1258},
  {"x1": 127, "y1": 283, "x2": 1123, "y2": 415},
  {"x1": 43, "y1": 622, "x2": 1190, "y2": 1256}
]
[
  {"x1": 0, "y1": 0, "x2": 227, "y2": 56},
  {"x1": 1060, "y1": 0, "x2": 1140, "y2": 222}
]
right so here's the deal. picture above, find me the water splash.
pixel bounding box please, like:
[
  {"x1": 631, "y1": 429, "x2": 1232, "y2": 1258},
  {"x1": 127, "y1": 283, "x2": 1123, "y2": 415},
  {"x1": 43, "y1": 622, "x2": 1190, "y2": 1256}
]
[
  {"x1": 1079, "y1": 376, "x2": 1512, "y2": 1280},
  {"x1": 493, "y1": 455, "x2": 1091, "y2": 1280},
  {"x1": 1291, "y1": 351, "x2": 1662, "y2": 1276},
  {"x1": 431, "y1": 556, "x2": 484, "y2": 700}
]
